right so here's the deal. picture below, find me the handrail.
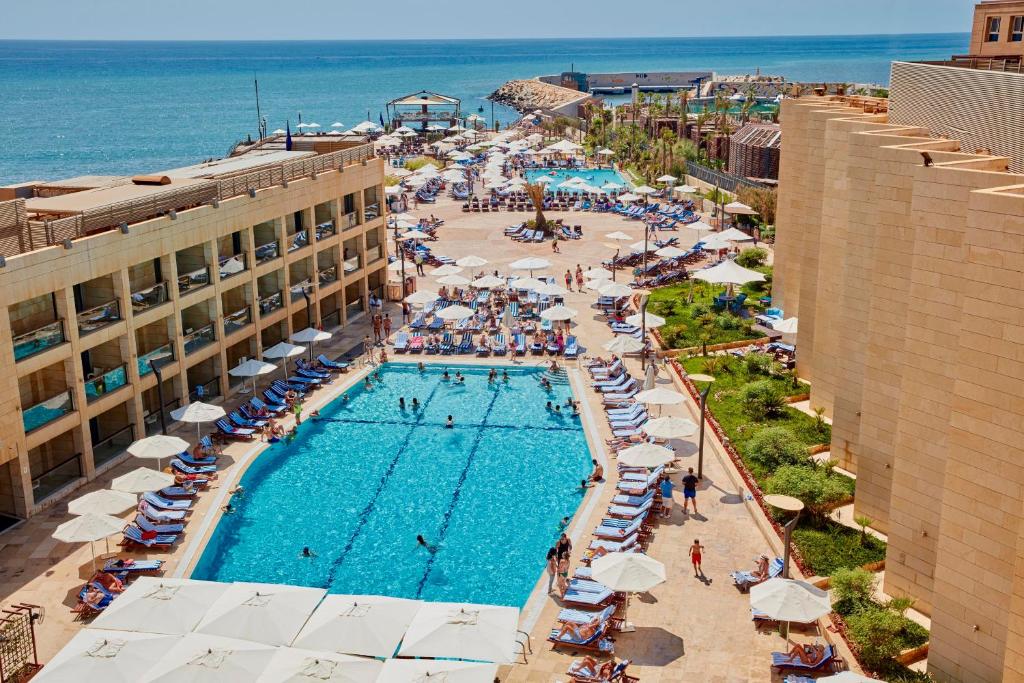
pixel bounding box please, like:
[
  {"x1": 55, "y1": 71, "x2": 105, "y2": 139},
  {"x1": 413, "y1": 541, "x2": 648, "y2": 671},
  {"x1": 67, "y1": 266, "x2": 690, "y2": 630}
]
[
  {"x1": 84, "y1": 364, "x2": 129, "y2": 402},
  {"x1": 131, "y1": 281, "x2": 168, "y2": 310},
  {"x1": 259, "y1": 290, "x2": 284, "y2": 314},
  {"x1": 31, "y1": 452, "x2": 82, "y2": 498},
  {"x1": 138, "y1": 343, "x2": 175, "y2": 376},
  {"x1": 183, "y1": 322, "x2": 216, "y2": 354},
  {"x1": 23, "y1": 389, "x2": 74, "y2": 432},
  {"x1": 255, "y1": 240, "x2": 280, "y2": 263},
  {"x1": 12, "y1": 319, "x2": 65, "y2": 361},
  {"x1": 178, "y1": 266, "x2": 211, "y2": 292},
  {"x1": 76, "y1": 300, "x2": 121, "y2": 334},
  {"x1": 223, "y1": 306, "x2": 252, "y2": 333}
]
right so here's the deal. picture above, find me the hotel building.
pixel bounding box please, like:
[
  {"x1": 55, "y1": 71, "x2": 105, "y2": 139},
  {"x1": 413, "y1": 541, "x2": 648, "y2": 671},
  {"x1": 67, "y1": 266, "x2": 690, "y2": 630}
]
[
  {"x1": 773, "y1": 3, "x2": 1024, "y2": 680},
  {"x1": 0, "y1": 138, "x2": 387, "y2": 525}
]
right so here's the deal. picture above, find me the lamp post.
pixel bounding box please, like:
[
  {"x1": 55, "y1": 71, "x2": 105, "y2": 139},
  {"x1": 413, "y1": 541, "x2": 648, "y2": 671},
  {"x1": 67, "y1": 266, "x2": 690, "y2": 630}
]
[
  {"x1": 300, "y1": 287, "x2": 314, "y2": 359},
  {"x1": 147, "y1": 351, "x2": 172, "y2": 435},
  {"x1": 764, "y1": 494, "x2": 805, "y2": 580},
  {"x1": 697, "y1": 383, "x2": 711, "y2": 479}
]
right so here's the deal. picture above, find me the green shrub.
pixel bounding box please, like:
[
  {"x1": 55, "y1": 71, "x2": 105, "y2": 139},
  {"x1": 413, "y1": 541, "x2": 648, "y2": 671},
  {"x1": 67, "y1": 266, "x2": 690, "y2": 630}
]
[
  {"x1": 746, "y1": 426, "x2": 806, "y2": 472},
  {"x1": 792, "y1": 523, "x2": 887, "y2": 575},
  {"x1": 846, "y1": 608, "x2": 906, "y2": 669},
  {"x1": 690, "y1": 303, "x2": 710, "y2": 318},
  {"x1": 404, "y1": 157, "x2": 442, "y2": 171},
  {"x1": 736, "y1": 247, "x2": 768, "y2": 268},
  {"x1": 765, "y1": 465, "x2": 849, "y2": 518},
  {"x1": 716, "y1": 314, "x2": 740, "y2": 330},
  {"x1": 831, "y1": 567, "x2": 876, "y2": 615},
  {"x1": 744, "y1": 352, "x2": 776, "y2": 376},
  {"x1": 741, "y1": 379, "x2": 785, "y2": 419}
]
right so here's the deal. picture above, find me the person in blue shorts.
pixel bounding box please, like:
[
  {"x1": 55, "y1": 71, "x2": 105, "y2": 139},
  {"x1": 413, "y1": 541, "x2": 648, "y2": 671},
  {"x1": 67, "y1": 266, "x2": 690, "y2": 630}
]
[
  {"x1": 660, "y1": 476, "x2": 674, "y2": 518},
  {"x1": 682, "y1": 467, "x2": 699, "y2": 515}
]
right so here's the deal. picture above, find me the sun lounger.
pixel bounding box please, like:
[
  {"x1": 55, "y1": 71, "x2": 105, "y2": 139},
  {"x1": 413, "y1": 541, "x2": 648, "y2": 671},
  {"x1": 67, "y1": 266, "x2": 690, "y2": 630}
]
[
  {"x1": 492, "y1": 334, "x2": 507, "y2": 355},
  {"x1": 603, "y1": 387, "x2": 640, "y2": 403},
  {"x1": 260, "y1": 392, "x2": 289, "y2": 412},
  {"x1": 458, "y1": 332, "x2": 473, "y2": 353},
  {"x1": 513, "y1": 333, "x2": 526, "y2": 355},
  {"x1": 608, "y1": 500, "x2": 654, "y2": 519},
  {"x1": 287, "y1": 375, "x2": 322, "y2": 388},
  {"x1": 143, "y1": 491, "x2": 193, "y2": 511},
  {"x1": 178, "y1": 452, "x2": 216, "y2": 467},
  {"x1": 216, "y1": 420, "x2": 256, "y2": 441},
  {"x1": 120, "y1": 524, "x2": 177, "y2": 549},
  {"x1": 556, "y1": 604, "x2": 619, "y2": 626},
  {"x1": 567, "y1": 658, "x2": 637, "y2": 683},
  {"x1": 134, "y1": 514, "x2": 184, "y2": 535},
  {"x1": 103, "y1": 558, "x2": 164, "y2": 575},
  {"x1": 611, "y1": 490, "x2": 656, "y2": 507},
  {"x1": 564, "y1": 335, "x2": 580, "y2": 359},
  {"x1": 394, "y1": 332, "x2": 410, "y2": 352},
  {"x1": 439, "y1": 332, "x2": 454, "y2": 354},
  {"x1": 587, "y1": 534, "x2": 640, "y2": 554},
  {"x1": 73, "y1": 580, "x2": 115, "y2": 617},
  {"x1": 409, "y1": 334, "x2": 425, "y2": 352},
  {"x1": 770, "y1": 645, "x2": 836, "y2": 673},
  {"x1": 409, "y1": 314, "x2": 427, "y2": 330},
  {"x1": 170, "y1": 458, "x2": 217, "y2": 475},
  {"x1": 594, "y1": 517, "x2": 645, "y2": 539},
  {"x1": 548, "y1": 622, "x2": 615, "y2": 654},
  {"x1": 230, "y1": 410, "x2": 266, "y2": 429},
  {"x1": 138, "y1": 504, "x2": 187, "y2": 523},
  {"x1": 158, "y1": 485, "x2": 198, "y2": 499},
  {"x1": 731, "y1": 557, "x2": 785, "y2": 592}
]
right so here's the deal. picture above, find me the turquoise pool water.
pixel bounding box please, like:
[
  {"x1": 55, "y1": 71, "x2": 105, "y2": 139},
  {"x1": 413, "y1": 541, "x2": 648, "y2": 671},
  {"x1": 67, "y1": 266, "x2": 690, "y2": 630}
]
[
  {"x1": 525, "y1": 167, "x2": 629, "y2": 192},
  {"x1": 192, "y1": 363, "x2": 592, "y2": 607}
]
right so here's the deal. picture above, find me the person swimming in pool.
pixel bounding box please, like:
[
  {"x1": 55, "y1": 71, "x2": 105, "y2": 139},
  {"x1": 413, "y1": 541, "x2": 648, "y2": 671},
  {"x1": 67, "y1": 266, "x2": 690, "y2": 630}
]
[
  {"x1": 445, "y1": 415, "x2": 454, "y2": 428},
  {"x1": 416, "y1": 535, "x2": 438, "y2": 553},
  {"x1": 418, "y1": 361, "x2": 426, "y2": 373},
  {"x1": 412, "y1": 397, "x2": 420, "y2": 410},
  {"x1": 399, "y1": 397, "x2": 406, "y2": 410},
  {"x1": 301, "y1": 546, "x2": 317, "y2": 558},
  {"x1": 442, "y1": 369, "x2": 450, "y2": 381},
  {"x1": 502, "y1": 369, "x2": 510, "y2": 382}
]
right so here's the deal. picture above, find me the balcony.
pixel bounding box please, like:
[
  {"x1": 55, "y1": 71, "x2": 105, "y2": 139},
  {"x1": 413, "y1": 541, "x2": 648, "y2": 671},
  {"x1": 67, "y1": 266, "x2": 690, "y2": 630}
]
[
  {"x1": 290, "y1": 279, "x2": 312, "y2": 302},
  {"x1": 189, "y1": 376, "x2": 221, "y2": 402},
  {"x1": 365, "y1": 244, "x2": 384, "y2": 265},
  {"x1": 131, "y1": 282, "x2": 168, "y2": 313},
  {"x1": 345, "y1": 299, "x2": 364, "y2": 320},
  {"x1": 219, "y1": 253, "x2": 248, "y2": 281},
  {"x1": 344, "y1": 255, "x2": 362, "y2": 273},
  {"x1": 32, "y1": 453, "x2": 82, "y2": 503},
  {"x1": 341, "y1": 211, "x2": 360, "y2": 231},
  {"x1": 178, "y1": 266, "x2": 211, "y2": 293},
  {"x1": 259, "y1": 291, "x2": 284, "y2": 315},
  {"x1": 23, "y1": 389, "x2": 74, "y2": 432},
  {"x1": 13, "y1": 320, "x2": 66, "y2": 361},
  {"x1": 183, "y1": 323, "x2": 216, "y2": 356},
  {"x1": 84, "y1": 365, "x2": 129, "y2": 403},
  {"x1": 255, "y1": 241, "x2": 280, "y2": 264},
  {"x1": 77, "y1": 301, "x2": 122, "y2": 336},
  {"x1": 288, "y1": 230, "x2": 310, "y2": 253},
  {"x1": 92, "y1": 424, "x2": 135, "y2": 469},
  {"x1": 318, "y1": 265, "x2": 338, "y2": 285},
  {"x1": 316, "y1": 220, "x2": 337, "y2": 241},
  {"x1": 223, "y1": 306, "x2": 252, "y2": 336},
  {"x1": 138, "y1": 343, "x2": 175, "y2": 377}
]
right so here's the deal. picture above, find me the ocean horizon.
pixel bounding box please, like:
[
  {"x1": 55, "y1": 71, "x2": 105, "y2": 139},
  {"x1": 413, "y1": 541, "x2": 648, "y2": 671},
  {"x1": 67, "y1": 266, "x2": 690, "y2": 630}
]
[{"x1": 0, "y1": 33, "x2": 967, "y2": 184}]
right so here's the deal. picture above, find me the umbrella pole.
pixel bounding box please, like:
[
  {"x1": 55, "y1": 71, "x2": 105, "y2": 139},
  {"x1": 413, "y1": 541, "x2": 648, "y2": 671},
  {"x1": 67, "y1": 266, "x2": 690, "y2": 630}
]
[
  {"x1": 620, "y1": 592, "x2": 636, "y2": 632},
  {"x1": 90, "y1": 540, "x2": 96, "y2": 571}
]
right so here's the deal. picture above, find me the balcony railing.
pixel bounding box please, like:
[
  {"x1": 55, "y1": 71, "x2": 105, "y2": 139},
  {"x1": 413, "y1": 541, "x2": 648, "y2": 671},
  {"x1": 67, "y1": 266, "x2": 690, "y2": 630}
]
[
  {"x1": 259, "y1": 291, "x2": 284, "y2": 315},
  {"x1": 92, "y1": 423, "x2": 135, "y2": 468},
  {"x1": 255, "y1": 240, "x2": 280, "y2": 264},
  {"x1": 77, "y1": 300, "x2": 121, "y2": 336},
  {"x1": 32, "y1": 453, "x2": 82, "y2": 503},
  {"x1": 316, "y1": 220, "x2": 337, "y2": 241},
  {"x1": 23, "y1": 389, "x2": 74, "y2": 432},
  {"x1": 219, "y1": 253, "x2": 248, "y2": 280},
  {"x1": 178, "y1": 266, "x2": 211, "y2": 293},
  {"x1": 321, "y1": 309, "x2": 341, "y2": 330},
  {"x1": 223, "y1": 306, "x2": 252, "y2": 335},
  {"x1": 131, "y1": 282, "x2": 168, "y2": 312},
  {"x1": 144, "y1": 397, "x2": 180, "y2": 436},
  {"x1": 189, "y1": 376, "x2": 221, "y2": 402},
  {"x1": 364, "y1": 201, "x2": 380, "y2": 221},
  {"x1": 183, "y1": 323, "x2": 216, "y2": 355},
  {"x1": 12, "y1": 320, "x2": 65, "y2": 361},
  {"x1": 85, "y1": 364, "x2": 129, "y2": 403},
  {"x1": 365, "y1": 244, "x2": 384, "y2": 264},
  {"x1": 288, "y1": 230, "x2": 309, "y2": 253},
  {"x1": 318, "y1": 265, "x2": 338, "y2": 285},
  {"x1": 345, "y1": 299, "x2": 364, "y2": 319},
  {"x1": 290, "y1": 279, "x2": 312, "y2": 302},
  {"x1": 342, "y1": 211, "x2": 360, "y2": 230},
  {"x1": 138, "y1": 343, "x2": 175, "y2": 377},
  {"x1": 343, "y1": 255, "x2": 361, "y2": 273}
]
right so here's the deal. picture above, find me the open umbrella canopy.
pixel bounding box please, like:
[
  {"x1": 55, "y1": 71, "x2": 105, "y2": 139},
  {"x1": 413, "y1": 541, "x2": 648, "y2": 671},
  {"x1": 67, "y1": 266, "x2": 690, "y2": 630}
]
[
  {"x1": 625, "y1": 312, "x2": 666, "y2": 329},
  {"x1": 92, "y1": 577, "x2": 229, "y2": 635},
  {"x1": 591, "y1": 553, "x2": 667, "y2": 593},
  {"x1": 694, "y1": 260, "x2": 767, "y2": 286},
  {"x1": 584, "y1": 279, "x2": 610, "y2": 291},
  {"x1": 603, "y1": 336, "x2": 645, "y2": 354},
  {"x1": 292, "y1": 595, "x2": 422, "y2": 658},
  {"x1": 471, "y1": 275, "x2": 506, "y2": 289},
  {"x1": 291, "y1": 327, "x2": 332, "y2": 344},
  {"x1": 539, "y1": 305, "x2": 578, "y2": 321},
  {"x1": 632, "y1": 185, "x2": 658, "y2": 195},
  {"x1": 376, "y1": 660, "x2": 498, "y2": 683},
  {"x1": 596, "y1": 147, "x2": 615, "y2": 156},
  {"x1": 68, "y1": 489, "x2": 137, "y2": 516},
  {"x1": 436, "y1": 304, "x2": 476, "y2": 320},
  {"x1": 717, "y1": 227, "x2": 755, "y2": 242},
  {"x1": 437, "y1": 274, "x2": 471, "y2": 287},
  {"x1": 431, "y1": 264, "x2": 464, "y2": 277},
  {"x1": 544, "y1": 139, "x2": 583, "y2": 153},
  {"x1": 724, "y1": 201, "x2": 758, "y2": 215},
  {"x1": 642, "y1": 416, "x2": 698, "y2": 439},
  {"x1": 817, "y1": 673, "x2": 878, "y2": 683},
  {"x1": 604, "y1": 231, "x2": 632, "y2": 241},
  {"x1": 699, "y1": 235, "x2": 733, "y2": 251},
  {"x1": 257, "y1": 647, "x2": 383, "y2": 683},
  {"x1": 171, "y1": 402, "x2": 226, "y2": 424},
  {"x1": 400, "y1": 229, "x2": 432, "y2": 240},
  {"x1": 509, "y1": 257, "x2": 551, "y2": 272},
  {"x1": 455, "y1": 255, "x2": 488, "y2": 268},
  {"x1": 656, "y1": 174, "x2": 677, "y2": 183},
  {"x1": 617, "y1": 192, "x2": 640, "y2": 202},
  {"x1": 405, "y1": 290, "x2": 440, "y2": 305},
  {"x1": 655, "y1": 246, "x2": 688, "y2": 258},
  {"x1": 262, "y1": 342, "x2": 306, "y2": 360},
  {"x1": 193, "y1": 583, "x2": 327, "y2": 647},
  {"x1": 534, "y1": 282, "x2": 569, "y2": 296},
  {"x1": 508, "y1": 277, "x2": 545, "y2": 291},
  {"x1": 629, "y1": 241, "x2": 656, "y2": 252},
  {"x1": 774, "y1": 317, "x2": 799, "y2": 334},
  {"x1": 128, "y1": 435, "x2": 189, "y2": 461},
  {"x1": 53, "y1": 513, "x2": 124, "y2": 544},
  {"x1": 675, "y1": 184, "x2": 698, "y2": 194},
  {"x1": 111, "y1": 467, "x2": 174, "y2": 494},
  {"x1": 32, "y1": 629, "x2": 181, "y2": 683},
  {"x1": 634, "y1": 387, "x2": 685, "y2": 405},
  {"x1": 582, "y1": 267, "x2": 613, "y2": 280},
  {"x1": 140, "y1": 633, "x2": 276, "y2": 682},
  {"x1": 397, "y1": 603, "x2": 520, "y2": 663},
  {"x1": 598, "y1": 282, "x2": 634, "y2": 298},
  {"x1": 228, "y1": 359, "x2": 277, "y2": 379},
  {"x1": 687, "y1": 220, "x2": 715, "y2": 233},
  {"x1": 749, "y1": 578, "x2": 831, "y2": 623},
  {"x1": 617, "y1": 443, "x2": 676, "y2": 468}
]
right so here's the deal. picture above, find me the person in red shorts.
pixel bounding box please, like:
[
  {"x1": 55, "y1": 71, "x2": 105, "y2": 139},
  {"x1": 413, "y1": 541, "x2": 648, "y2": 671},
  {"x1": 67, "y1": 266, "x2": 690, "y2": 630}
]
[{"x1": 689, "y1": 539, "x2": 705, "y2": 577}]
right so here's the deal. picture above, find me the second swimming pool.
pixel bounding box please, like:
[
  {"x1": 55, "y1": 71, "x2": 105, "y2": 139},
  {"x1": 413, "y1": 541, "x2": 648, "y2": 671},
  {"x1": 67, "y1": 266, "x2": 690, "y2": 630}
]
[
  {"x1": 192, "y1": 363, "x2": 593, "y2": 607},
  {"x1": 524, "y1": 167, "x2": 629, "y2": 192}
]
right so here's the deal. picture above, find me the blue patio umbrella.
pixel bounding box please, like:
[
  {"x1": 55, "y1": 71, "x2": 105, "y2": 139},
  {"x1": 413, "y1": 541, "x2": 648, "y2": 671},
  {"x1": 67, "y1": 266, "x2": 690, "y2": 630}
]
[{"x1": 286, "y1": 122, "x2": 293, "y2": 151}]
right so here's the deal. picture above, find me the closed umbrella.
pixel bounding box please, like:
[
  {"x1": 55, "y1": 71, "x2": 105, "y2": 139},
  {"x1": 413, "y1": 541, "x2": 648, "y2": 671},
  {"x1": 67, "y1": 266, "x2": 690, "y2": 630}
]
[
  {"x1": 618, "y1": 443, "x2": 675, "y2": 468},
  {"x1": 32, "y1": 629, "x2": 180, "y2": 683},
  {"x1": 436, "y1": 304, "x2": 475, "y2": 321},
  {"x1": 139, "y1": 633, "x2": 276, "y2": 682},
  {"x1": 376, "y1": 660, "x2": 498, "y2": 683},
  {"x1": 534, "y1": 282, "x2": 568, "y2": 296},
  {"x1": 228, "y1": 359, "x2": 277, "y2": 395},
  {"x1": 127, "y1": 435, "x2": 189, "y2": 471},
  {"x1": 603, "y1": 336, "x2": 645, "y2": 354},
  {"x1": 635, "y1": 387, "x2": 685, "y2": 406},
  {"x1": 292, "y1": 595, "x2": 422, "y2": 658},
  {"x1": 111, "y1": 467, "x2": 174, "y2": 494},
  {"x1": 68, "y1": 489, "x2": 137, "y2": 517},
  {"x1": 540, "y1": 305, "x2": 577, "y2": 322},
  {"x1": 398, "y1": 603, "x2": 520, "y2": 663},
  {"x1": 256, "y1": 648, "x2": 382, "y2": 683},
  {"x1": 171, "y1": 402, "x2": 226, "y2": 441},
  {"x1": 92, "y1": 577, "x2": 229, "y2": 635},
  {"x1": 625, "y1": 312, "x2": 666, "y2": 329},
  {"x1": 52, "y1": 513, "x2": 124, "y2": 570},
  {"x1": 437, "y1": 274, "x2": 471, "y2": 287},
  {"x1": 509, "y1": 257, "x2": 551, "y2": 275},
  {"x1": 643, "y1": 416, "x2": 698, "y2": 440},
  {"x1": 405, "y1": 290, "x2": 439, "y2": 306},
  {"x1": 430, "y1": 265, "x2": 464, "y2": 277},
  {"x1": 471, "y1": 275, "x2": 506, "y2": 289},
  {"x1": 194, "y1": 582, "x2": 327, "y2": 647},
  {"x1": 644, "y1": 362, "x2": 658, "y2": 390}
]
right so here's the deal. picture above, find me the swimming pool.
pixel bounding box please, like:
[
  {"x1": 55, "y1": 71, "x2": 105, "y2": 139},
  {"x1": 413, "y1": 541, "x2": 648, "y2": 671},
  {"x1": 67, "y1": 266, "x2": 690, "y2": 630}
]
[
  {"x1": 192, "y1": 363, "x2": 593, "y2": 607},
  {"x1": 524, "y1": 167, "x2": 629, "y2": 192}
]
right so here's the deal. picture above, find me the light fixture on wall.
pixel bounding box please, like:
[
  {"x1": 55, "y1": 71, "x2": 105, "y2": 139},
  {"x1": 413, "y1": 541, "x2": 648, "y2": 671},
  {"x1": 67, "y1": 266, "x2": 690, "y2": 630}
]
[
  {"x1": 168, "y1": 209, "x2": 177, "y2": 220},
  {"x1": 0, "y1": 256, "x2": 7, "y2": 267},
  {"x1": 62, "y1": 239, "x2": 73, "y2": 250},
  {"x1": 921, "y1": 151, "x2": 933, "y2": 167},
  {"x1": 211, "y1": 198, "x2": 220, "y2": 209},
  {"x1": 119, "y1": 222, "x2": 129, "y2": 234},
  {"x1": 248, "y1": 188, "x2": 257, "y2": 198}
]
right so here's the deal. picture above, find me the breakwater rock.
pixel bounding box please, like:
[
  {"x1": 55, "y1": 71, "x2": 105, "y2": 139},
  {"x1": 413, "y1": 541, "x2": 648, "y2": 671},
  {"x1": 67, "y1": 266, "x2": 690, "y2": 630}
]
[{"x1": 489, "y1": 79, "x2": 588, "y2": 114}]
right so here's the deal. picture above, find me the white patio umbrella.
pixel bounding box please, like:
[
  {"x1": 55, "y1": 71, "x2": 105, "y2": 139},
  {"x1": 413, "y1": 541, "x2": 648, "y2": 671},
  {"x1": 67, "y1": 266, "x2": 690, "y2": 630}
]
[
  {"x1": 603, "y1": 336, "x2": 645, "y2": 354},
  {"x1": 749, "y1": 578, "x2": 831, "y2": 639},
  {"x1": 717, "y1": 227, "x2": 755, "y2": 242},
  {"x1": 584, "y1": 279, "x2": 610, "y2": 292},
  {"x1": 228, "y1": 359, "x2": 277, "y2": 395},
  {"x1": 263, "y1": 341, "x2": 306, "y2": 381},
  {"x1": 291, "y1": 327, "x2": 332, "y2": 344},
  {"x1": 256, "y1": 648, "x2": 383, "y2": 683},
  {"x1": 674, "y1": 184, "x2": 698, "y2": 194},
  {"x1": 194, "y1": 582, "x2": 327, "y2": 646},
  {"x1": 127, "y1": 435, "x2": 190, "y2": 471},
  {"x1": 52, "y1": 513, "x2": 124, "y2": 570},
  {"x1": 331, "y1": 122, "x2": 345, "y2": 128},
  {"x1": 436, "y1": 304, "x2": 476, "y2": 321},
  {"x1": 388, "y1": 211, "x2": 418, "y2": 223},
  {"x1": 508, "y1": 277, "x2": 545, "y2": 291},
  {"x1": 170, "y1": 402, "x2": 226, "y2": 441},
  {"x1": 509, "y1": 257, "x2": 551, "y2": 275},
  {"x1": 398, "y1": 603, "x2": 520, "y2": 663},
  {"x1": 582, "y1": 267, "x2": 613, "y2": 280},
  {"x1": 724, "y1": 201, "x2": 758, "y2": 215},
  {"x1": 629, "y1": 241, "x2": 656, "y2": 253},
  {"x1": 540, "y1": 305, "x2": 578, "y2": 321},
  {"x1": 602, "y1": 181, "x2": 624, "y2": 191},
  {"x1": 534, "y1": 282, "x2": 569, "y2": 296},
  {"x1": 545, "y1": 139, "x2": 583, "y2": 153},
  {"x1": 431, "y1": 264, "x2": 464, "y2": 277},
  {"x1": 111, "y1": 467, "x2": 174, "y2": 494},
  {"x1": 400, "y1": 229, "x2": 432, "y2": 240},
  {"x1": 605, "y1": 231, "x2": 632, "y2": 242},
  {"x1": 694, "y1": 259, "x2": 766, "y2": 286},
  {"x1": 92, "y1": 577, "x2": 229, "y2": 635},
  {"x1": 596, "y1": 148, "x2": 614, "y2": 156},
  {"x1": 617, "y1": 192, "x2": 640, "y2": 202},
  {"x1": 592, "y1": 552, "x2": 666, "y2": 593},
  {"x1": 292, "y1": 595, "x2": 423, "y2": 658},
  {"x1": 376, "y1": 660, "x2": 498, "y2": 683},
  {"x1": 405, "y1": 290, "x2": 440, "y2": 306},
  {"x1": 656, "y1": 174, "x2": 677, "y2": 183},
  {"x1": 618, "y1": 442, "x2": 675, "y2": 468},
  {"x1": 384, "y1": 186, "x2": 402, "y2": 196},
  {"x1": 389, "y1": 220, "x2": 417, "y2": 232},
  {"x1": 455, "y1": 255, "x2": 489, "y2": 268},
  {"x1": 687, "y1": 220, "x2": 715, "y2": 234},
  {"x1": 471, "y1": 275, "x2": 506, "y2": 289},
  {"x1": 533, "y1": 175, "x2": 555, "y2": 184},
  {"x1": 774, "y1": 317, "x2": 798, "y2": 334},
  {"x1": 140, "y1": 633, "x2": 276, "y2": 682},
  {"x1": 634, "y1": 387, "x2": 685, "y2": 406},
  {"x1": 643, "y1": 416, "x2": 698, "y2": 440},
  {"x1": 271, "y1": 129, "x2": 287, "y2": 135},
  {"x1": 656, "y1": 246, "x2": 687, "y2": 258},
  {"x1": 632, "y1": 185, "x2": 658, "y2": 196},
  {"x1": 68, "y1": 489, "x2": 137, "y2": 516},
  {"x1": 32, "y1": 629, "x2": 181, "y2": 683},
  {"x1": 437, "y1": 274, "x2": 471, "y2": 287},
  {"x1": 625, "y1": 312, "x2": 666, "y2": 329},
  {"x1": 699, "y1": 235, "x2": 733, "y2": 252},
  {"x1": 598, "y1": 282, "x2": 634, "y2": 298}
]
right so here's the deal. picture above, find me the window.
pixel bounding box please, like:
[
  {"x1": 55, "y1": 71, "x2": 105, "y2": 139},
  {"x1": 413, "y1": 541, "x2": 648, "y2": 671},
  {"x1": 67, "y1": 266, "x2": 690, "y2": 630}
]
[
  {"x1": 986, "y1": 16, "x2": 1002, "y2": 42},
  {"x1": 1011, "y1": 16, "x2": 1024, "y2": 42}
]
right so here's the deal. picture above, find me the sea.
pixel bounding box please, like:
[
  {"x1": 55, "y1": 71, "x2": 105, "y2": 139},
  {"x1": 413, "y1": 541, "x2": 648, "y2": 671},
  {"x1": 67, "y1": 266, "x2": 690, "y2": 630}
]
[{"x1": 0, "y1": 34, "x2": 967, "y2": 184}]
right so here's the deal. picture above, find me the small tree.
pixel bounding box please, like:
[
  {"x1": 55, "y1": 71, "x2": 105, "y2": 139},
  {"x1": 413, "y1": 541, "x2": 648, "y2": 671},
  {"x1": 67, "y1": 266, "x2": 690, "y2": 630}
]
[
  {"x1": 845, "y1": 608, "x2": 906, "y2": 669},
  {"x1": 830, "y1": 567, "x2": 876, "y2": 614},
  {"x1": 854, "y1": 514, "x2": 874, "y2": 546},
  {"x1": 741, "y1": 379, "x2": 785, "y2": 420},
  {"x1": 744, "y1": 351, "x2": 776, "y2": 376},
  {"x1": 736, "y1": 185, "x2": 777, "y2": 225},
  {"x1": 765, "y1": 465, "x2": 849, "y2": 520},
  {"x1": 746, "y1": 426, "x2": 806, "y2": 471},
  {"x1": 524, "y1": 182, "x2": 549, "y2": 236},
  {"x1": 736, "y1": 247, "x2": 768, "y2": 268},
  {"x1": 813, "y1": 406, "x2": 827, "y2": 434}
]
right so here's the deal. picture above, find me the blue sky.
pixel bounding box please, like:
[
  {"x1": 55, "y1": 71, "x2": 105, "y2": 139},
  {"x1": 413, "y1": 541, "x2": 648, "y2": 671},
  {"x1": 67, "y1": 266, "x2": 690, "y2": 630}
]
[{"x1": 1, "y1": 0, "x2": 973, "y2": 40}]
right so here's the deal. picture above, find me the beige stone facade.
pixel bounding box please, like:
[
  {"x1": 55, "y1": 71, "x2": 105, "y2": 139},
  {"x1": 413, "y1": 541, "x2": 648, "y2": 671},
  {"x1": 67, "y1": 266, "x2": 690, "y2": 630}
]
[
  {"x1": 969, "y1": 0, "x2": 1024, "y2": 57},
  {"x1": 0, "y1": 145, "x2": 387, "y2": 521},
  {"x1": 775, "y1": 80, "x2": 1024, "y2": 679}
]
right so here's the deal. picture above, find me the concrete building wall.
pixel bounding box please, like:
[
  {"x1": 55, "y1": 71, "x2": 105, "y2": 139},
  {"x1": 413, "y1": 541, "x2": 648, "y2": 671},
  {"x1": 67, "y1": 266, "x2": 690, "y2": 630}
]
[{"x1": 968, "y1": 0, "x2": 1024, "y2": 57}]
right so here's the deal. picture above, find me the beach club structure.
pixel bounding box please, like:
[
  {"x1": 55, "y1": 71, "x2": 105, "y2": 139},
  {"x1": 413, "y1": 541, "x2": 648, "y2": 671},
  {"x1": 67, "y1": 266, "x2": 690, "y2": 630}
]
[
  {"x1": 385, "y1": 90, "x2": 462, "y2": 133},
  {"x1": 772, "y1": 3, "x2": 1024, "y2": 680},
  {"x1": 0, "y1": 142, "x2": 387, "y2": 522}
]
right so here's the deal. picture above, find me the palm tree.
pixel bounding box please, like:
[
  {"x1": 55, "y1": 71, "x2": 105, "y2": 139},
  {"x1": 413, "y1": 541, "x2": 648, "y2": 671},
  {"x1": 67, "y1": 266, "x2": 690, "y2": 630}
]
[
  {"x1": 679, "y1": 89, "x2": 690, "y2": 138},
  {"x1": 524, "y1": 183, "x2": 549, "y2": 236},
  {"x1": 659, "y1": 128, "x2": 677, "y2": 174}
]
